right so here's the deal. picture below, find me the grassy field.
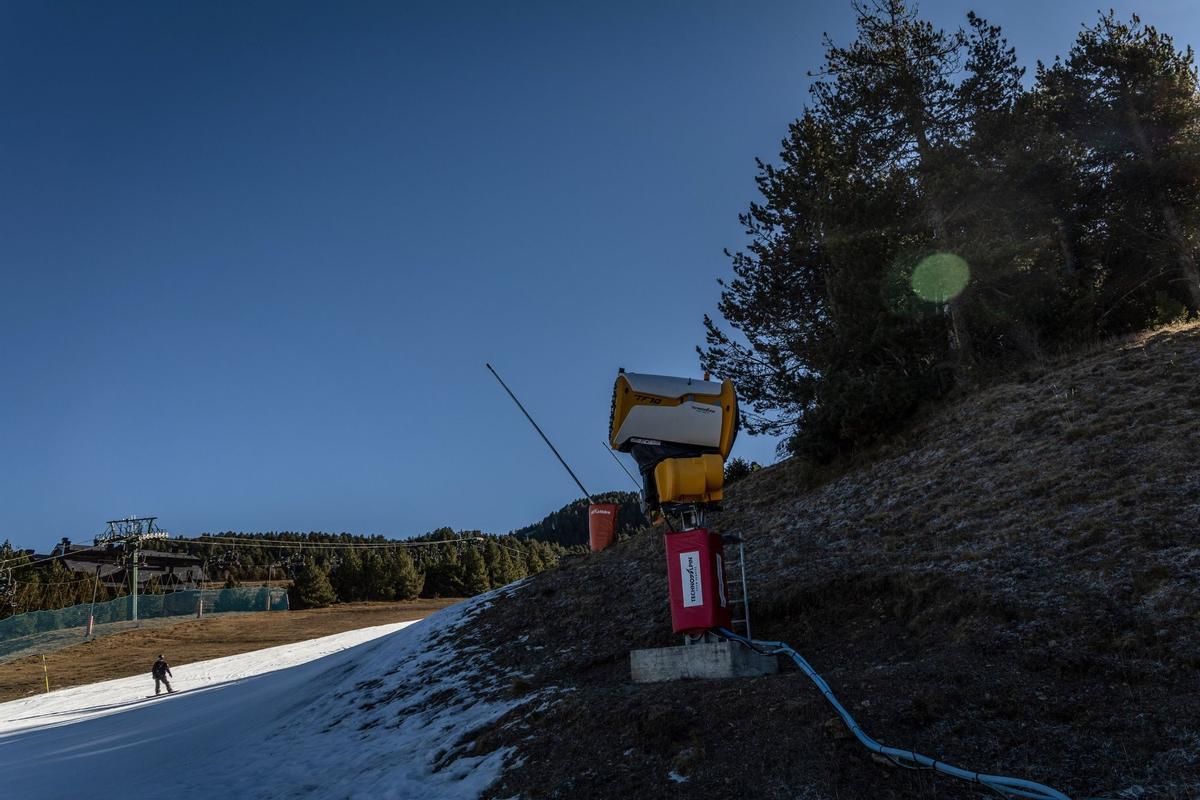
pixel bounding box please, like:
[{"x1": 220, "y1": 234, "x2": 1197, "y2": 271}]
[{"x1": 0, "y1": 599, "x2": 461, "y2": 702}]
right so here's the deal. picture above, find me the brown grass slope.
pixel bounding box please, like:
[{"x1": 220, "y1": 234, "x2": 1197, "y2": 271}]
[
  {"x1": 0, "y1": 600, "x2": 459, "y2": 702},
  {"x1": 469, "y1": 323, "x2": 1200, "y2": 800}
]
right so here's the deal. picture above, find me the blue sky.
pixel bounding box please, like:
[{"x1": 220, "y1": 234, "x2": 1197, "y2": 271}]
[{"x1": 3, "y1": 1, "x2": 1197, "y2": 549}]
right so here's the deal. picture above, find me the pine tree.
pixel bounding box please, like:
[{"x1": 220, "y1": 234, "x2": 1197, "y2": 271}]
[
  {"x1": 814, "y1": 0, "x2": 984, "y2": 368},
  {"x1": 700, "y1": 1, "x2": 1156, "y2": 459},
  {"x1": 1042, "y1": 12, "x2": 1200, "y2": 321},
  {"x1": 500, "y1": 540, "x2": 527, "y2": 582},
  {"x1": 702, "y1": 103, "x2": 935, "y2": 459},
  {"x1": 484, "y1": 540, "x2": 505, "y2": 588},
  {"x1": 291, "y1": 560, "x2": 335, "y2": 609},
  {"x1": 393, "y1": 548, "x2": 422, "y2": 600},
  {"x1": 724, "y1": 458, "x2": 762, "y2": 484},
  {"x1": 461, "y1": 546, "x2": 490, "y2": 596},
  {"x1": 332, "y1": 549, "x2": 363, "y2": 603},
  {"x1": 361, "y1": 552, "x2": 396, "y2": 601},
  {"x1": 524, "y1": 544, "x2": 546, "y2": 574},
  {"x1": 421, "y1": 544, "x2": 465, "y2": 598}
]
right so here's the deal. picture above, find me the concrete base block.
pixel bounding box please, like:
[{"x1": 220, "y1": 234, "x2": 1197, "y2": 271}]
[{"x1": 630, "y1": 640, "x2": 779, "y2": 683}]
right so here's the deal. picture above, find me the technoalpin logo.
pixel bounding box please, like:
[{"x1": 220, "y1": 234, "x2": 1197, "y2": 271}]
[{"x1": 679, "y1": 550, "x2": 704, "y2": 608}]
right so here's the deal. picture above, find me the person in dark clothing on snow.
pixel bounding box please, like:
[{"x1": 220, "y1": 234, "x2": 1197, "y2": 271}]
[{"x1": 151, "y1": 654, "x2": 174, "y2": 695}]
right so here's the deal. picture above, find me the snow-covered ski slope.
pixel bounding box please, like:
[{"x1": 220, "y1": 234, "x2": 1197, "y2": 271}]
[{"x1": 0, "y1": 590, "x2": 527, "y2": 800}]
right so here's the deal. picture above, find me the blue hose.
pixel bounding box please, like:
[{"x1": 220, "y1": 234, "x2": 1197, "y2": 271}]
[{"x1": 716, "y1": 628, "x2": 1072, "y2": 800}]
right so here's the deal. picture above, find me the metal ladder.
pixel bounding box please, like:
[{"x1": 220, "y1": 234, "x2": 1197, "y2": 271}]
[{"x1": 722, "y1": 533, "x2": 752, "y2": 641}]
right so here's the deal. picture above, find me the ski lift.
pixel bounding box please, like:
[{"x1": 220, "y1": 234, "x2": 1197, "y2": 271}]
[
  {"x1": 272, "y1": 554, "x2": 307, "y2": 579},
  {"x1": 120, "y1": 550, "x2": 149, "y2": 569}
]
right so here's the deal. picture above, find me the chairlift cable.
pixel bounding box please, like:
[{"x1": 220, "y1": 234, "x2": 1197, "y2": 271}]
[
  {"x1": 180, "y1": 535, "x2": 488, "y2": 550},
  {"x1": 0, "y1": 544, "x2": 108, "y2": 572}
]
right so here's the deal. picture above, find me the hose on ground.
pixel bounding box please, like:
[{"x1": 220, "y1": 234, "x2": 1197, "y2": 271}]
[{"x1": 715, "y1": 627, "x2": 1072, "y2": 800}]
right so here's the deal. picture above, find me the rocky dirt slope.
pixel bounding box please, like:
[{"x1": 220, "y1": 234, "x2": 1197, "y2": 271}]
[{"x1": 468, "y1": 323, "x2": 1200, "y2": 799}]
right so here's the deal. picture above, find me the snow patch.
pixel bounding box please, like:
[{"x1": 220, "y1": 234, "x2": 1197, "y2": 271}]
[{"x1": 0, "y1": 594, "x2": 529, "y2": 800}]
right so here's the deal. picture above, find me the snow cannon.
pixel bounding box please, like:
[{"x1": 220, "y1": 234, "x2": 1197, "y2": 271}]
[{"x1": 609, "y1": 370, "x2": 738, "y2": 509}]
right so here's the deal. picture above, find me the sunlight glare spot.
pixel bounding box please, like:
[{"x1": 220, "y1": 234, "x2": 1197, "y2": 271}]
[{"x1": 911, "y1": 253, "x2": 970, "y2": 303}]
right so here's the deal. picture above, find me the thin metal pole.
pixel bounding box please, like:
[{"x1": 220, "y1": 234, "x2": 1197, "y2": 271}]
[
  {"x1": 486, "y1": 363, "x2": 593, "y2": 502},
  {"x1": 739, "y1": 540, "x2": 751, "y2": 641},
  {"x1": 86, "y1": 565, "x2": 100, "y2": 638},
  {"x1": 602, "y1": 442, "x2": 642, "y2": 489},
  {"x1": 130, "y1": 546, "x2": 139, "y2": 625}
]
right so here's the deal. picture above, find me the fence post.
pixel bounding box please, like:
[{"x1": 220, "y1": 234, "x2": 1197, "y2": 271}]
[
  {"x1": 130, "y1": 558, "x2": 139, "y2": 625},
  {"x1": 85, "y1": 566, "x2": 100, "y2": 639}
]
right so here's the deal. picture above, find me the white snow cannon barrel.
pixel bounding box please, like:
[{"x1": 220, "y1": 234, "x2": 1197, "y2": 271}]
[{"x1": 608, "y1": 370, "x2": 738, "y2": 508}]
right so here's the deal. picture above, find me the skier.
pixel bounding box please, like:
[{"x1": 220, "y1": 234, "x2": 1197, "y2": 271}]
[{"x1": 151, "y1": 654, "x2": 174, "y2": 695}]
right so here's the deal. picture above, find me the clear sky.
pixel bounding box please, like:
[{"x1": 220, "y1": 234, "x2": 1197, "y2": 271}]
[{"x1": 3, "y1": 1, "x2": 1197, "y2": 550}]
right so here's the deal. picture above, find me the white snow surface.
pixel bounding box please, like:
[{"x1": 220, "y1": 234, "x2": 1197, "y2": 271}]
[{"x1": 0, "y1": 591, "x2": 527, "y2": 799}]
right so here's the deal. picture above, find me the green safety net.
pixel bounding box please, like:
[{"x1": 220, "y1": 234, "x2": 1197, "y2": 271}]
[{"x1": 0, "y1": 587, "x2": 289, "y2": 663}]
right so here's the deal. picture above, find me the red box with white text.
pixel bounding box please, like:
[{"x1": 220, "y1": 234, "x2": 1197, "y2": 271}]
[{"x1": 664, "y1": 528, "x2": 731, "y2": 634}]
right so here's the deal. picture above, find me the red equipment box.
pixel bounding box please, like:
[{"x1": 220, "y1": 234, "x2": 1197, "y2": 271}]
[
  {"x1": 664, "y1": 528, "x2": 731, "y2": 634},
  {"x1": 588, "y1": 503, "x2": 618, "y2": 552}
]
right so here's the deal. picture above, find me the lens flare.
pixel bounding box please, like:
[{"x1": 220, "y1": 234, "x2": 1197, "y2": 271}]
[{"x1": 911, "y1": 252, "x2": 970, "y2": 303}]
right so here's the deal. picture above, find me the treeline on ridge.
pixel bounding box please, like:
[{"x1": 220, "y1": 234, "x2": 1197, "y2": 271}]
[
  {"x1": 0, "y1": 491, "x2": 647, "y2": 617},
  {"x1": 2, "y1": 474, "x2": 719, "y2": 618},
  {"x1": 167, "y1": 529, "x2": 570, "y2": 609},
  {"x1": 509, "y1": 492, "x2": 645, "y2": 546},
  {"x1": 0, "y1": 532, "x2": 567, "y2": 618}
]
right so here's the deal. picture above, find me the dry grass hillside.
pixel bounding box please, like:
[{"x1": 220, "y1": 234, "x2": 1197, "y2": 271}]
[
  {"x1": 0, "y1": 600, "x2": 459, "y2": 702},
  {"x1": 463, "y1": 323, "x2": 1200, "y2": 800}
]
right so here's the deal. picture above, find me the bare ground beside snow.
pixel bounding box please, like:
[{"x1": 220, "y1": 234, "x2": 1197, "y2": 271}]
[{"x1": 462, "y1": 323, "x2": 1200, "y2": 800}]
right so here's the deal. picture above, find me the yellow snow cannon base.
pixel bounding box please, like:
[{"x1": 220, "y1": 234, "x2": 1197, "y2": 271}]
[{"x1": 654, "y1": 454, "x2": 725, "y2": 505}]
